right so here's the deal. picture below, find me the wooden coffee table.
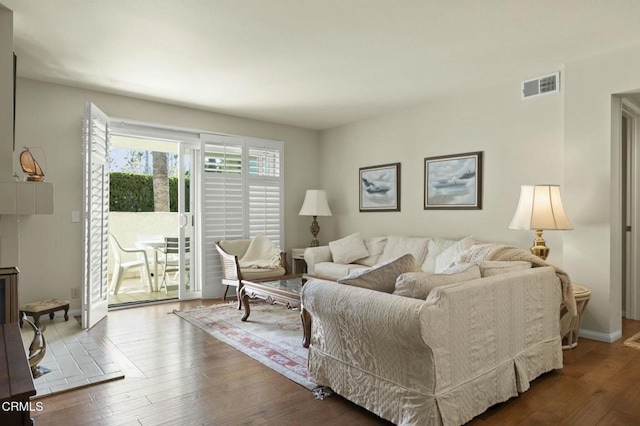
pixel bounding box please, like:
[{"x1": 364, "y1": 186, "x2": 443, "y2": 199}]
[{"x1": 239, "y1": 274, "x2": 305, "y2": 322}]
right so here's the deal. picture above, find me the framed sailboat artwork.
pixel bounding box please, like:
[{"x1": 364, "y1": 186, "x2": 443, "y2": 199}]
[
  {"x1": 359, "y1": 162, "x2": 401, "y2": 212},
  {"x1": 424, "y1": 151, "x2": 482, "y2": 210}
]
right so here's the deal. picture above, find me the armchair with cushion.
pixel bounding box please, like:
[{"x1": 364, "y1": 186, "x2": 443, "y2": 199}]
[{"x1": 215, "y1": 236, "x2": 291, "y2": 308}]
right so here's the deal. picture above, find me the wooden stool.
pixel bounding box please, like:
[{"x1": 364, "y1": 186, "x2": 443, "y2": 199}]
[
  {"x1": 560, "y1": 285, "x2": 591, "y2": 350},
  {"x1": 19, "y1": 299, "x2": 70, "y2": 328}
]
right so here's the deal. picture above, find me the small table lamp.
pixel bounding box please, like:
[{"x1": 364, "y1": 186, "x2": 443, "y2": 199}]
[
  {"x1": 299, "y1": 190, "x2": 332, "y2": 247},
  {"x1": 509, "y1": 185, "x2": 572, "y2": 260}
]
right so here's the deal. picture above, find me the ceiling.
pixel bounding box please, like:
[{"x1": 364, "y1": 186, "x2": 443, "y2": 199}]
[{"x1": 4, "y1": 1, "x2": 640, "y2": 130}]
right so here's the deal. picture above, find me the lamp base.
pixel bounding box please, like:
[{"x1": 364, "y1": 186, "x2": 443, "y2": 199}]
[
  {"x1": 531, "y1": 229, "x2": 549, "y2": 260},
  {"x1": 309, "y1": 216, "x2": 320, "y2": 247}
]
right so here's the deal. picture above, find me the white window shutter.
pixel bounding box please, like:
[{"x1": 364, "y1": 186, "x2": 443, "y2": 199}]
[
  {"x1": 200, "y1": 135, "x2": 284, "y2": 297},
  {"x1": 247, "y1": 144, "x2": 283, "y2": 248}
]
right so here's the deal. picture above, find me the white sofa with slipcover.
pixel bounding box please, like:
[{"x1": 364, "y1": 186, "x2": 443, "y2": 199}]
[{"x1": 300, "y1": 234, "x2": 576, "y2": 426}]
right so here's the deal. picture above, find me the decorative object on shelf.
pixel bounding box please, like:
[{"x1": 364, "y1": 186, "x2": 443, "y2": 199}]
[
  {"x1": 299, "y1": 190, "x2": 332, "y2": 247},
  {"x1": 509, "y1": 184, "x2": 573, "y2": 260},
  {"x1": 359, "y1": 162, "x2": 401, "y2": 212},
  {"x1": 424, "y1": 152, "x2": 482, "y2": 210},
  {"x1": 19, "y1": 147, "x2": 45, "y2": 182}
]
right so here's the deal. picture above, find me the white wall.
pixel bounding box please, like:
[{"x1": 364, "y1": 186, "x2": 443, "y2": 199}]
[
  {"x1": 319, "y1": 43, "x2": 640, "y2": 341},
  {"x1": 563, "y1": 43, "x2": 640, "y2": 341},
  {"x1": 4, "y1": 78, "x2": 319, "y2": 308},
  {"x1": 0, "y1": 6, "x2": 19, "y2": 269},
  {"x1": 319, "y1": 75, "x2": 565, "y2": 258}
]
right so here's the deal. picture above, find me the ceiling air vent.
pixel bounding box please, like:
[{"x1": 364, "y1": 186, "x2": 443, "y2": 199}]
[{"x1": 521, "y1": 72, "x2": 560, "y2": 99}]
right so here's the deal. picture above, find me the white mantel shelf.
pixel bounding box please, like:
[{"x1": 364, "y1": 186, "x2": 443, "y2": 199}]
[{"x1": 0, "y1": 182, "x2": 54, "y2": 215}]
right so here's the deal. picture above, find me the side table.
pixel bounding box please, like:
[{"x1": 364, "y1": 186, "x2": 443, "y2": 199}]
[
  {"x1": 291, "y1": 248, "x2": 307, "y2": 274},
  {"x1": 561, "y1": 284, "x2": 591, "y2": 350}
]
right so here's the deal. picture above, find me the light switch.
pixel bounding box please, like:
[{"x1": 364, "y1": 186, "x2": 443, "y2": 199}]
[{"x1": 72, "y1": 211, "x2": 80, "y2": 223}]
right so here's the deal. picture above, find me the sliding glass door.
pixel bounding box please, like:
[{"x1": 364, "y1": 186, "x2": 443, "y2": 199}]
[{"x1": 178, "y1": 143, "x2": 201, "y2": 299}]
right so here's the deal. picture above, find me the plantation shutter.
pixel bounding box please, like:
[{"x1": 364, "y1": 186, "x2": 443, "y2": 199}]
[
  {"x1": 82, "y1": 103, "x2": 110, "y2": 329},
  {"x1": 200, "y1": 135, "x2": 284, "y2": 298},
  {"x1": 201, "y1": 135, "x2": 245, "y2": 290},
  {"x1": 247, "y1": 141, "x2": 283, "y2": 248}
]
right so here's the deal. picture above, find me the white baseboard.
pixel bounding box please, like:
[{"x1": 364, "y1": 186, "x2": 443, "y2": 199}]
[{"x1": 579, "y1": 328, "x2": 623, "y2": 343}]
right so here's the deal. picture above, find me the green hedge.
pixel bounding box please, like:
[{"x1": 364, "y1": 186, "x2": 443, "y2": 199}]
[{"x1": 110, "y1": 172, "x2": 189, "y2": 212}]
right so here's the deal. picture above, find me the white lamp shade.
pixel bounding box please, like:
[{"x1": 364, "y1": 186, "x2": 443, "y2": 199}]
[
  {"x1": 510, "y1": 185, "x2": 572, "y2": 230},
  {"x1": 299, "y1": 190, "x2": 332, "y2": 216}
]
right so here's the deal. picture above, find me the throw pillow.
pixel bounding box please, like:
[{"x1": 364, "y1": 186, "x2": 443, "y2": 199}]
[
  {"x1": 478, "y1": 260, "x2": 532, "y2": 277},
  {"x1": 355, "y1": 236, "x2": 388, "y2": 266},
  {"x1": 435, "y1": 236, "x2": 475, "y2": 273},
  {"x1": 421, "y1": 237, "x2": 458, "y2": 274},
  {"x1": 329, "y1": 233, "x2": 370, "y2": 264},
  {"x1": 378, "y1": 236, "x2": 430, "y2": 265},
  {"x1": 338, "y1": 253, "x2": 423, "y2": 293},
  {"x1": 393, "y1": 263, "x2": 481, "y2": 299}
]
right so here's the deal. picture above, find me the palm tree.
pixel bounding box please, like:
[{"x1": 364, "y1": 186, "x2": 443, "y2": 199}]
[{"x1": 152, "y1": 151, "x2": 169, "y2": 212}]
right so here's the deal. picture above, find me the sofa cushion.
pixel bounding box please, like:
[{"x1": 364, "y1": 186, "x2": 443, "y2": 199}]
[
  {"x1": 478, "y1": 260, "x2": 532, "y2": 277},
  {"x1": 421, "y1": 237, "x2": 458, "y2": 273},
  {"x1": 338, "y1": 254, "x2": 423, "y2": 293},
  {"x1": 314, "y1": 262, "x2": 367, "y2": 280},
  {"x1": 240, "y1": 266, "x2": 287, "y2": 281},
  {"x1": 393, "y1": 263, "x2": 481, "y2": 299},
  {"x1": 329, "y1": 233, "x2": 369, "y2": 264},
  {"x1": 355, "y1": 236, "x2": 388, "y2": 267},
  {"x1": 379, "y1": 236, "x2": 430, "y2": 265},
  {"x1": 435, "y1": 236, "x2": 475, "y2": 272},
  {"x1": 218, "y1": 239, "x2": 251, "y2": 258}
]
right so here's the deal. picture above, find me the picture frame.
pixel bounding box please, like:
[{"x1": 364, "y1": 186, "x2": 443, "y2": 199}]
[
  {"x1": 424, "y1": 151, "x2": 482, "y2": 210},
  {"x1": 359, "y1": 162, "x2": 401, "y2": 212}
]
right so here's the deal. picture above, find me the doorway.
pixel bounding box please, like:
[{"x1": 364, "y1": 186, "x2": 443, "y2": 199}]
[
  {"x1": 107, "y1": 135, "x2": 183, "y2": 307},
  {"x1": 622, "y1": 96, "x2": 640, "y2": 320},
  {"x1": 83, "y1": 103, "x2": 201, "y2": 329}
]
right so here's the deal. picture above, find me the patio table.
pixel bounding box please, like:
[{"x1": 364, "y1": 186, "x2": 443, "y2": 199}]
[{"x1": 135, "y1": 238, "x2": 165, "y2": 291}]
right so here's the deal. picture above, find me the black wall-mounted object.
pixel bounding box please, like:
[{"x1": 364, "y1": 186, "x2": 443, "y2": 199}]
[{"x1": 13, "y1": 53, "x2": 16, "y2": 151}]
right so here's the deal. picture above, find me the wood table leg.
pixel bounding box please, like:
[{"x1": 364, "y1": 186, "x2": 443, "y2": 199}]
[
  {"x1": 301, "y1": 307, "x2": 311, "y2": 348},
  {"x1": 236, "y1": 282, "x2": 243, "y2": 310},
  {"x1": 240, "y1": 288, "x2": 251, "y2": 322}
]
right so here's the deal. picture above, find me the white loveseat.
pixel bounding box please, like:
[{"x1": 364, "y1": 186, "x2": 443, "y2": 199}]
[{"x1": 301, "y1": 265, "x2": 564, "y2": 426}]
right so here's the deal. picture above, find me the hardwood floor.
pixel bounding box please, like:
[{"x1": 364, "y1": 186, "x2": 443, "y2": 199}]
[{"x1": 31, "y1": 301, "x2": 640, "y2": 426}]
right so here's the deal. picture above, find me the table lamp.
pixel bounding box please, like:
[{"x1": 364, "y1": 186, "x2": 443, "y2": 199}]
[
  {"x1": 509, "y1": 185, "x2": 572, "y2": 260},
  {"x1": 299, "y1": 190, "x2": 332, "y2": 247}
]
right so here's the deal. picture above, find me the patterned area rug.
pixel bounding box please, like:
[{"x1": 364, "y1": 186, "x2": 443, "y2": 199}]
[
  {"x1": 623, "y1": 330, "x2": 640, "y2": 349},
  {"x1": 173, "y1": 302, "x2": 317, "y2": 390}
]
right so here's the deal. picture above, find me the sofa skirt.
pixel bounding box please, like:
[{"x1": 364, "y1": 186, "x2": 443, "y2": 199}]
[{"x1": 308, "y1": 337, "x2": 562, "y2": 426}]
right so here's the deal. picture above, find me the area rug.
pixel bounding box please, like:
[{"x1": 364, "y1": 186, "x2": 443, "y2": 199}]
[
  {"x1": 173, "y1": 302, "x2": 317, "y2": 390},
  {"x1": 20, "y1": 317, "x2": 125, "y2": 399},
  {"x1": 623, "y1": 330, "x2": 640, "y2": 349}
]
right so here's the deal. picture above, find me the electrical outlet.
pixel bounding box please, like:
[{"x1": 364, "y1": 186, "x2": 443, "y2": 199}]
[{"x1": 71, "y1": 287, "x2": 81, "y2": 299}]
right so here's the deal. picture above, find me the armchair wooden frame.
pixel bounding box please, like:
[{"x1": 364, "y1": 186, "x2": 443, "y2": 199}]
[{"x1": 214, "y1": 241, "x2": 291, "y2": 309}]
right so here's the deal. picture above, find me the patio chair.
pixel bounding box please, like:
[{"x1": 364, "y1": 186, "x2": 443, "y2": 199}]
[
  {"x1": 157, "y1": 237, "x2": 190, "y2": 294},
  {"x1": 109, "y1": 233, "x2": 153, "y2": 295},
  {"x1": 215, "y1": 238, "x2": 291, "y2": 309}
]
